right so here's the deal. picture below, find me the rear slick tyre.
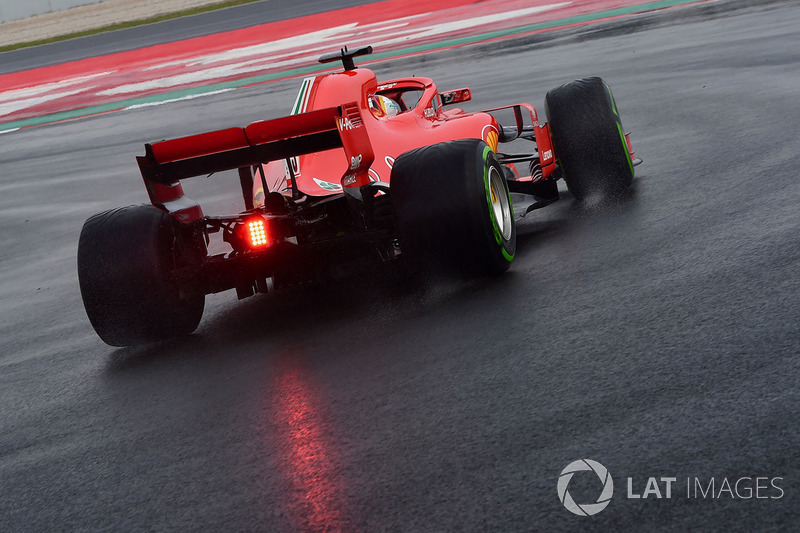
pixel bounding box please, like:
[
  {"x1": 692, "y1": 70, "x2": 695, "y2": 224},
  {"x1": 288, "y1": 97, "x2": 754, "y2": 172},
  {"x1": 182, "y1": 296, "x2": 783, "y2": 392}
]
[
  {"x1": 391, "y1": 139, "x2": 516, "y2": 276},
  {"x1": 77, "y1": 204, "x2": 205, "y2": 347},
  {"x1": 545, "y1": 77, "x2": 634, "y2": 201}
]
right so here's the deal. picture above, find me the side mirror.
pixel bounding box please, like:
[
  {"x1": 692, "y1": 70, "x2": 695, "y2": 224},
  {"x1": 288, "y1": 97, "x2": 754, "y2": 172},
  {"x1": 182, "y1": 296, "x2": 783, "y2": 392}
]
[{"x1": 440, "y1": 88, "x2": 472, "y2": 105}]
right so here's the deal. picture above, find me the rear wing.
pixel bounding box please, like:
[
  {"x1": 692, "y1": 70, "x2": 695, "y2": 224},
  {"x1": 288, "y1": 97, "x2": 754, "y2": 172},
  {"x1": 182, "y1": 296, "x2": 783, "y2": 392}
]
[{"x1": 137, "y1": 103, "x2": 374, "y2": 223}]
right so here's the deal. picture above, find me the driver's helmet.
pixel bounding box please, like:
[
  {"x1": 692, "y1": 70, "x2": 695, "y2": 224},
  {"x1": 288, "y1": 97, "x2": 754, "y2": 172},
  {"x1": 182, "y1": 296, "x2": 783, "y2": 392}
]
[{"x1": 370, "y1": 94, "x2": 401, "y2": 117}]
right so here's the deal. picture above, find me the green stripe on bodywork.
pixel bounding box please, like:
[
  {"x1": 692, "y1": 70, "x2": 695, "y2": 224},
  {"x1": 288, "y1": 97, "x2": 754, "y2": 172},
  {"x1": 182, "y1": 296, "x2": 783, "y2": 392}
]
[
  {"x1": 291, "y1": 78, "x2": 312, "y2": 115},
  {"x1": 291, "y1": 79, "x2": 307, "y2": 115},
  {"x1": 1, "y1": 0, "x2": 710, "y2": 131}
]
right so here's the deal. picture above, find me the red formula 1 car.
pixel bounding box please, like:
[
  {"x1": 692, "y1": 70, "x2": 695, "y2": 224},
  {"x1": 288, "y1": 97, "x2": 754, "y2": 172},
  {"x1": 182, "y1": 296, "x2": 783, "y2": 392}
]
[{"x1": 78, "y1": 46, "x2": 640, "y2": 346}]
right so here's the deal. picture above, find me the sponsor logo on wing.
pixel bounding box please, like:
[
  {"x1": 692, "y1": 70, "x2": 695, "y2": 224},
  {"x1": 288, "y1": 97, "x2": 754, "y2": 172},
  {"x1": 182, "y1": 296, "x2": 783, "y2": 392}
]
[
  {"x1": 284, "y1": 156, "x2": 301, "y2": 177},
  {"x1": 337, "y1": 117, "x2": 358, "y2": 131},
  {"x1": 482, "y1": 124, "x2": 499, "y2": 152},
  {"x1": 312, "y1": 178, "x2": 342, "y2": 192}
]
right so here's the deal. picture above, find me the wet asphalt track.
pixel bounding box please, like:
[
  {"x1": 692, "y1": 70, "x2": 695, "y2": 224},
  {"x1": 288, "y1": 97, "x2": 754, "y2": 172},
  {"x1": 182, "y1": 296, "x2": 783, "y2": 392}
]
[{"x1": 1, "y1": 1, "x2": 799, "y2": 530}]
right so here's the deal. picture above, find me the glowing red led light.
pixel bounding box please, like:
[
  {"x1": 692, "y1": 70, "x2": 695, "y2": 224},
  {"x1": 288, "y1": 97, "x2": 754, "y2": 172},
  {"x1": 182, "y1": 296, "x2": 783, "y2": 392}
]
[{"x1": 248, "y1": 219, "x2": 268, "y2": 247}]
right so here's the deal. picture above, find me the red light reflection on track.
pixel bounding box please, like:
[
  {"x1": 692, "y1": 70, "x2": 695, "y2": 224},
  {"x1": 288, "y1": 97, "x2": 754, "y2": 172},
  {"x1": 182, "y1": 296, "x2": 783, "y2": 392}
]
[{"x1": 270, "y1": 355, "x2": 350, "y2": 531}]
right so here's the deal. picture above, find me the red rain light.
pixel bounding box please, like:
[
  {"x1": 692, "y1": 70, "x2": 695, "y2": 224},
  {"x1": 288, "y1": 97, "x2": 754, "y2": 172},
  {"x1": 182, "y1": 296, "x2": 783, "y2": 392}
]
[{"x1": 248, "y1": 218, "x2": 268, "y2": 247}]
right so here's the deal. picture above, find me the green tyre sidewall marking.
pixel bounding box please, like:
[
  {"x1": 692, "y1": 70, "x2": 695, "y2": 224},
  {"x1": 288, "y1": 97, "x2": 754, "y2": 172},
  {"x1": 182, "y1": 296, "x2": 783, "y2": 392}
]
[
  {"x1": 482, "y1": 146, "x2": 502, "y2": 246},
  {"x1": 503, "y1": 175, "x2": 515, "y2": 262},
  {"x1": 617, "y1": 123, "x2": 635, "y2": 177},
  {"x1": 481, "y1": 145, "x2": 515, "y2": 263},
  {"x1": 605, "y1": 82, "x2": 635, "y2": 178}
]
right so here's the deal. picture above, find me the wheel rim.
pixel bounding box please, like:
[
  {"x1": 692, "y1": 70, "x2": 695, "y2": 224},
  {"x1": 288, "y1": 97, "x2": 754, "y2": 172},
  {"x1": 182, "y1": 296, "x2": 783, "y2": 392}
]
[{"x1": 488, "y1": 166, "x2": 512, "y2": 241}]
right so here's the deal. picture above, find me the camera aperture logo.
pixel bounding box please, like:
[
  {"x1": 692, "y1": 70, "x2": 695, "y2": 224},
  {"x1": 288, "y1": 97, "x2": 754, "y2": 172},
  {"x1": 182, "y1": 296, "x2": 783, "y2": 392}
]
[
  {"x1": 558, "y1": 459, "x2": 786, "y2": 516},
  {"x1": 557, "y1": 459, "x2": 614, "y2": 516}
]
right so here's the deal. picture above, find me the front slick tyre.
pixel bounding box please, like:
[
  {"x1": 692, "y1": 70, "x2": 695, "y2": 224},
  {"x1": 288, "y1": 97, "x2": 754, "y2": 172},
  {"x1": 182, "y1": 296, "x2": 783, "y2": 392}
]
[
  {"x1": 391, "y1": 139, "x2": 516, "y2": 276},
  {"x1": 78, "y1": 204, "x2": 205, "y2": 347},
  {"x1": 545, "y1": 77, "x2": 634, "y2": 201}
]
